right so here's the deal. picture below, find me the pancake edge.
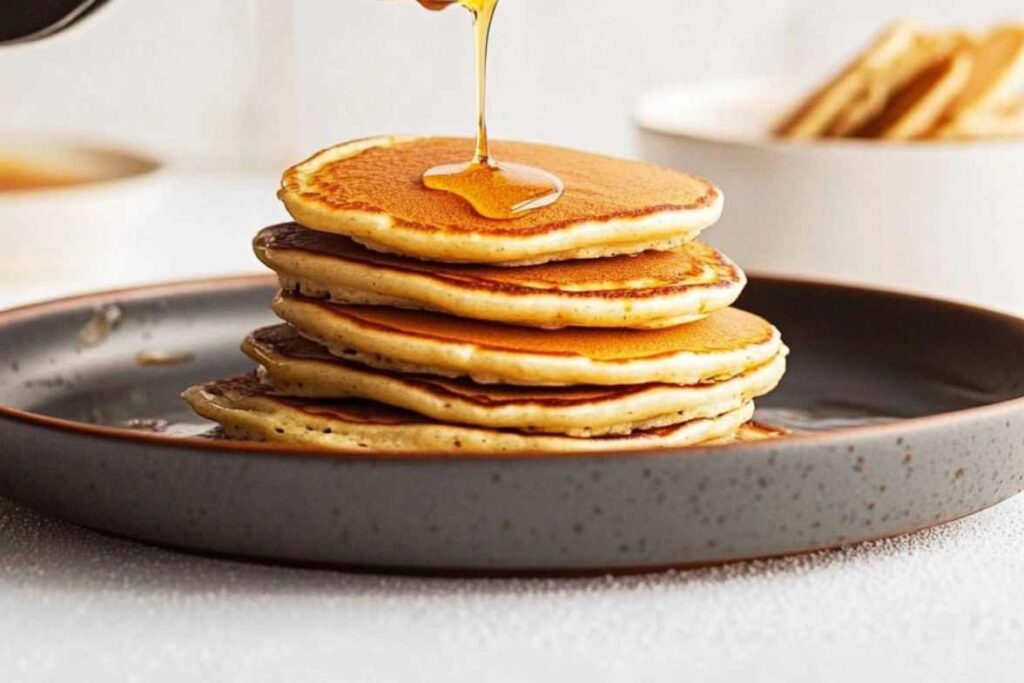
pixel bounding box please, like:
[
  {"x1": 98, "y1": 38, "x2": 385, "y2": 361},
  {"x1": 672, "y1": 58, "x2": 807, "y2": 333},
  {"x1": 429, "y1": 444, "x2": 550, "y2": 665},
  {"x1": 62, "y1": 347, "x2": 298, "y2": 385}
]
[
  {"x1": 279, "y1": 136, "x2": 723, "y2": 265},
  {"x1": 254, "y1": 229, "x2": 746, "y2": 329},
  {"x1": 948, "y1": 25, "x2": 1024, "y2": 118},
  {"x1": 245, "y1": 329, "x2": 787, "y2": 435},
  {"x1": 182, "y1": 379, "x2": 755, "y2": 454},
  {"x1": 775, "y1": 21, "x2": 921, "y2": 139},
  {"x1": 271, "y1": 294, "x2": 784, "y2": 387},
  {"x1": 866, "y1": 47, "x2": 975, "y2": 141}
]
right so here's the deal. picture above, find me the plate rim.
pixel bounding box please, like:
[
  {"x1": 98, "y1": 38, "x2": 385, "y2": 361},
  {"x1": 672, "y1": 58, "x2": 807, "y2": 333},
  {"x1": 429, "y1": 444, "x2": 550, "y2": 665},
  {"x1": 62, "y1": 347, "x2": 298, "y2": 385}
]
[{"x1": 2, "y1": 272, "x2": 1024, "y2": 461}]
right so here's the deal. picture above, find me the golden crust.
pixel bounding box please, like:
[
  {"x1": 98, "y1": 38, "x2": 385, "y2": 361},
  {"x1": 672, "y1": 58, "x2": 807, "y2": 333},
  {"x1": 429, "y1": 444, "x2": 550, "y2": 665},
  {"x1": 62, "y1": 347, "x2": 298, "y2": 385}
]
[
  {"x1": 254, "y1": 223, "x2": 745, "y2": 328},
  {"x1": 775, "y1": 21, "x2": 921, "y2": 139},
  {"x1": 777, "y1": 21, "x2": 1024, "y2": 142},
  {"x1": 948, "y1": 24, "x2": 1024, "y2": 118},
  {"x1": 277, "y1": 293, "x2": 776, "y2": 360},
  {"x1": 934, "y1": 96, "x2": 1024, "y2": 139},
  {"x1": 279, "y1": 137, "x2": 722, "y2": 264},
  {"x1": 827, "y1": 30, "x2": 971, "y2": 137},
  {"x1": 182, "y1": 374, "x2": 755, "y2": 454},
  {"x1": 855, "y1": 47, "x2": 974, "y2": 140},
  {"x1": 244, "y1": 325, "x2": 787, "y2": 436},
  {"x1": 271, "y1": 292, "x2": 784, "y2": 386}
]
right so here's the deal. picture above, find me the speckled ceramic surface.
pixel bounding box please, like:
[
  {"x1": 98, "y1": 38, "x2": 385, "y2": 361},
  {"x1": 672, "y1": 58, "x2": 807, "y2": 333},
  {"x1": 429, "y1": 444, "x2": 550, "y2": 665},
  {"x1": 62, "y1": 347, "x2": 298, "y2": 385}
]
[{"x1": 0, "y1": 275, "x2": 1023, "y2": 574}]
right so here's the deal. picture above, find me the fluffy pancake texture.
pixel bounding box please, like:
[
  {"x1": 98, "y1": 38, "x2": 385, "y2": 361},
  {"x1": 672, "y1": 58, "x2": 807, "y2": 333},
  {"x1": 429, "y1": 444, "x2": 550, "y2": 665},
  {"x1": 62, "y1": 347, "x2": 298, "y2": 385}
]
[
  {"x1": 278, "y1": 136, "x2": 722, "y2": 265},
  {"x1": 254, "y1": 223, "x2": 745, "y2": 329},
  {"x1": 271, "y1": 291, "x2": 783, "y2": 386},
  {"x1": 182, "y1": 374, "x2": 754, "y2": 455},
  {"x1": 244, "y1": 325, "x2": 786, "y2": 436}
]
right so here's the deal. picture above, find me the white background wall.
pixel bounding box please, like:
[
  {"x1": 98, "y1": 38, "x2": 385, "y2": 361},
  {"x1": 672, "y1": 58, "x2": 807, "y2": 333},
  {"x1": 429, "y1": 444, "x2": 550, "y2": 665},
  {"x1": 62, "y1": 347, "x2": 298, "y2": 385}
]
[{"x1": 0, "y1": 0, "x2": 1021, "y2": 168}]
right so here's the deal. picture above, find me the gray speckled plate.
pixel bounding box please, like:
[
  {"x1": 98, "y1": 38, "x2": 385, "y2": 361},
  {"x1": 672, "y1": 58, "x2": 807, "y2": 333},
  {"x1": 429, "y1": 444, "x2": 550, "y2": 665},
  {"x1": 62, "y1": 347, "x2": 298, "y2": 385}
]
[{"x1": 1, "y1": 274, "x2": 1023, "y2": 574}]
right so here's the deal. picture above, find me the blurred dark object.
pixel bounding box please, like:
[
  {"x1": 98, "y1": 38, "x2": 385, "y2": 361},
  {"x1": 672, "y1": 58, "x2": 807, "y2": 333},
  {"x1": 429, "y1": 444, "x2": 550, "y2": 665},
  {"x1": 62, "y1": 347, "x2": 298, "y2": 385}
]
[{"x1": 0, "y1": 0, "x2": 108, "y2": 45}]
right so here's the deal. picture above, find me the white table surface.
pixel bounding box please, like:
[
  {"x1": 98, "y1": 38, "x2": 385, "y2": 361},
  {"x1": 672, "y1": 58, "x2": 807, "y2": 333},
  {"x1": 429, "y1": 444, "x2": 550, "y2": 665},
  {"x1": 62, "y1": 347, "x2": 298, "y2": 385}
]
[{"x1": 1, "y1": 169, "x2": 1023, "y2": 682}]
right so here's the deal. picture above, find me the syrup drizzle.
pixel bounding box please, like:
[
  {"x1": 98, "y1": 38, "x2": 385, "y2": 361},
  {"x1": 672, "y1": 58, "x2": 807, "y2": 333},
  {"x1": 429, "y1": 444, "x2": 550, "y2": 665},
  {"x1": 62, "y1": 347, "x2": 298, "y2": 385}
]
[{"x1": 416, "y1": 0, "x2": 563, "y2": 219}]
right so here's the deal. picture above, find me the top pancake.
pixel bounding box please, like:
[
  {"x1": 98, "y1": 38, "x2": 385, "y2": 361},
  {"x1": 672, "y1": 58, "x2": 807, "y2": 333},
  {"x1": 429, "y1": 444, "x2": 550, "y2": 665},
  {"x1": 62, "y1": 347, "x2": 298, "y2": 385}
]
[
  {"x1": 279, "y1": 136, "x2": 723, "y2": 265},
  {"x1": 255, "y1": 223, "x2": 745, "y2": 329}
]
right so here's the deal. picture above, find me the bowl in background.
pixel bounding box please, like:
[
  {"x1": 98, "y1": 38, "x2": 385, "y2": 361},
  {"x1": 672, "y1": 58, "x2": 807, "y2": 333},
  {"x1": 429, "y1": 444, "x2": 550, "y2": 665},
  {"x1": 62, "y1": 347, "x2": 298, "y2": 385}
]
[
  {"x1": 635, "y1": 80, "x2": 1024, "y2": 313},
  {"x1": 0, "y1": 136, "x2": 164, "y2": 291}
]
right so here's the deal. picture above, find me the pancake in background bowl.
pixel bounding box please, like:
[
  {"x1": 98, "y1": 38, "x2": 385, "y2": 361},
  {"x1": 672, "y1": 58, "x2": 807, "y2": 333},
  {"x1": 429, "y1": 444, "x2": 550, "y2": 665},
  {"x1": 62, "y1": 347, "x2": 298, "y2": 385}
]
[
  {"x1": 775, "y1": 20, "x2": 1024, "y2": 142},
  {"x1": 854, "y1": 46, "x2": 975, "y2": 140}
]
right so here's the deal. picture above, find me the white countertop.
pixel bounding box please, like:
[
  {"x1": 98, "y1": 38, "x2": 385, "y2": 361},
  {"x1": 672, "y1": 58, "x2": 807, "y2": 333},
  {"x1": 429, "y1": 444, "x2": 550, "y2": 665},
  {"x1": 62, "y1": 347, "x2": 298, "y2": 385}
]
[
  {"x1": 3, "y1": 493, "x2": 1023, "y2": 682},
  {"x1": 1, "y1": 169, "x2": 1023, "y2": 682}
]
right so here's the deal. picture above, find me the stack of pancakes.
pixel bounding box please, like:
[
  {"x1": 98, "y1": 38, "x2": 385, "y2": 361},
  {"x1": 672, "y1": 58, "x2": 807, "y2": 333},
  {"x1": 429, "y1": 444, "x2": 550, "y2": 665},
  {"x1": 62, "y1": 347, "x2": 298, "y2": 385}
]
[{"x1": 184, "y1": 137, "x2": 788, "y2": 453}]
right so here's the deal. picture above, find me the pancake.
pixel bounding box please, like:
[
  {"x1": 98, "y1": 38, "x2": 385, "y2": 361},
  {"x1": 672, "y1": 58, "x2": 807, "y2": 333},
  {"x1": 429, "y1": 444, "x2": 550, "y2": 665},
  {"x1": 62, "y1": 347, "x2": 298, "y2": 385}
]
[
  {"x1": 855, "y1": 47, "x2": 974, "y2": 140},
  {"x1": 182, "y1": 374, "x2": 754, "y2": 454},
  {"x1": 934, "y1": 97, "x2": 1024, "y2": 140},
  {"x1": 278, "y1": 136, "x2": 722, "y2": 266},
  {"x1": 243, "y1": 325, "x2": 787, "y2": 436},
  {"x1": 271, "y1": 292, "x2": 784, "y2": 386},
  {"x1": 775, "y1": 21, "x2": 921, "y2": 139},
  {"x1": 254, "y1": 223, "x2": 745, "y2": 329},
  {"x1": 946, "y1": 25, "x2": 1024, "y2": 119},
  {"x1": 827, "y1": 30, "x2": 971, "y2": 137}
]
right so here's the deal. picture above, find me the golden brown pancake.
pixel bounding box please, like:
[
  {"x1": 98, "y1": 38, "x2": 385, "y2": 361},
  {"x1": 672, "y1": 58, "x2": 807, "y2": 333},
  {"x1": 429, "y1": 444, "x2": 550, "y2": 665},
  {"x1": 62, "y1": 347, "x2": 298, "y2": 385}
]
[
  {"x1": 271, "y1": 291, "x2": 784, "y2": 386},
  {"x1": 826, "y1": 29, "x2": 971, "y2": 137},
  {"x1": 948, "y1": 24, "x2": 1024, "y2": 118},
  {"x1": 254, "y1": 223, "x2": 745, "y2": 329},
  {"x1": 855, "y1": 46, "x2": 974, "y2": 140},
  {"x1": 182, "y1": 374, "x2": 755, "y2": 454},
  {"x1": 279, "y1": 136, "x2": 722, "y2": 265},
  {"x1": 775, "y1": 21, "x2": 921, "y2": 139},
  {"x1": 244, "y1": 325, "x2": 787, "y2": 436},
  {"x1": 934, "y1": 96, "x2": 1024, "y2": 139}
]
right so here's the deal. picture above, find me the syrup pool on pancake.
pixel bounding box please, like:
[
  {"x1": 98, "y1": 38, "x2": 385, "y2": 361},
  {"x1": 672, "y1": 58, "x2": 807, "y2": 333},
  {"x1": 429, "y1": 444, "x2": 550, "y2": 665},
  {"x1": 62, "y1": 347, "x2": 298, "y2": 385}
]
[{"x1": 416, "y1": 0, "x2": 564, "y2": 219}]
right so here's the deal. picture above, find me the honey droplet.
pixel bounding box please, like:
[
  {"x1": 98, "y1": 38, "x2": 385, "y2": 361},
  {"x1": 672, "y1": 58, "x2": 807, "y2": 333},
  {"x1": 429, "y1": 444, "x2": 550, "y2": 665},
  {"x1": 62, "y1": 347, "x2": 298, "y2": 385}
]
[
  {"x1": 417, "y1": 0, "x2": 563, "y2": 219},
  {"x1": 423, "y1": 159, "x2": 563, "y2": 219}
]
